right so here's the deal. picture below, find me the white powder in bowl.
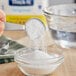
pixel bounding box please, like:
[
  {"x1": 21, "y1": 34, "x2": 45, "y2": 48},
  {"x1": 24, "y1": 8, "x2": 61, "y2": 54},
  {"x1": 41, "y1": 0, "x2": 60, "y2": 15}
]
[{"x1": 16, "y1": 50, "x2": 63, "y2": 75}]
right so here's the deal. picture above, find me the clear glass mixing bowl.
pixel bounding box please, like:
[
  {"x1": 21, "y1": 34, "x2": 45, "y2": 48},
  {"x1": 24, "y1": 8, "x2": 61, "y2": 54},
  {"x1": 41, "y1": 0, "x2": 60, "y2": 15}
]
[
  {"x1": 14, "y1": 45, "x2": 64, "y2": 76},
  {"x1": 43, "y1": 4, "x2": 76, "y2": 48}
]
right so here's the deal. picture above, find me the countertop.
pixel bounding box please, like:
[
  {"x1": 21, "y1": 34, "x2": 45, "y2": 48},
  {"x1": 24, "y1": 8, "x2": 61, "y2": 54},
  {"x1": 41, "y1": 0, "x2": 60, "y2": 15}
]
[{"x1": 0, "y1": 30, "x2": 76, "y2": 76}]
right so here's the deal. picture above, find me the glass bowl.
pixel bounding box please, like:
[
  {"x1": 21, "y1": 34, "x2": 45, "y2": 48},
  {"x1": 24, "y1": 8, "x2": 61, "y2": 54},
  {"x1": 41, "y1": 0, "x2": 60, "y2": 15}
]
[
  {"x1": 14, "y1": 45, "x2": 64, "y2": 76},
  {"x1": 43, "y1": 4, "x2": 76, "y2": 48}
]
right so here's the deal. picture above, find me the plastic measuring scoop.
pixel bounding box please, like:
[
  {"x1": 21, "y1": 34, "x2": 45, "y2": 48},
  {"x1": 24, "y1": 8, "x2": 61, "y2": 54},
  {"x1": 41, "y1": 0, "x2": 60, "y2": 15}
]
[{"x1": 25, "y1": 18, "x2": 46, "y2": 51}]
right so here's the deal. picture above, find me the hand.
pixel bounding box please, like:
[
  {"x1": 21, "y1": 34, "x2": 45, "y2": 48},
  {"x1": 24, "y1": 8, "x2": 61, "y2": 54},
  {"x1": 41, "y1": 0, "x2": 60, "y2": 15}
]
[{"x1": 0, "y1": 10, "x2": 6, "y2": 36}]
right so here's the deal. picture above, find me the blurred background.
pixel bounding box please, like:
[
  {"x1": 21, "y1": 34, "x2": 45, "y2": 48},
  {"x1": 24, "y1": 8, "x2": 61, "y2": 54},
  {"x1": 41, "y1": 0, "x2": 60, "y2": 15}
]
[
  {"x1": 0, "y1": 0, "x2": 76, "y2": 30},
  {"x1": 49, "y1": 0, "x2": 76, "y2": 5}
]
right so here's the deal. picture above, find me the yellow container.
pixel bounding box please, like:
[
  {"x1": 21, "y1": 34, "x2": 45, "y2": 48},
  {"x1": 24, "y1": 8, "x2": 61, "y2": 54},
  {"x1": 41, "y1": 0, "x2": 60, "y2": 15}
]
[{"x1": 6, "y1": 15, "x2": 47, "y2": 25}]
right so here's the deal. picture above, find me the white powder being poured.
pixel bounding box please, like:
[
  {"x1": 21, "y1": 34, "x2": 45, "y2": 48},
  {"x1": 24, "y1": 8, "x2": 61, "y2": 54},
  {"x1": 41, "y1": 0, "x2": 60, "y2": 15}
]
[{"x1": 25, "y1": 18, "x2": 46, "y2": 51}]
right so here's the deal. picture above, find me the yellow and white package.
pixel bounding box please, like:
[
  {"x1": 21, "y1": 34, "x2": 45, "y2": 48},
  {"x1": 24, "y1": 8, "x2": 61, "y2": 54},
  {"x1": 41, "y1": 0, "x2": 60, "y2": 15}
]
[{"x1": 0, "y1": 0, "x2": 47, "y2": 25}]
